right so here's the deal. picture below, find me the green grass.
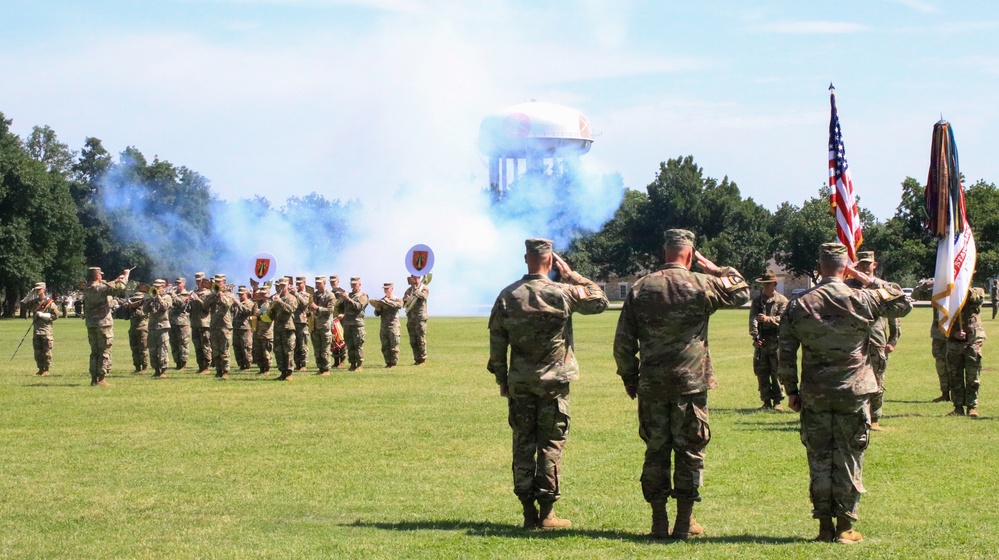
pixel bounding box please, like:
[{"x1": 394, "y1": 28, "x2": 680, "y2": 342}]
[{"x1": 0, "y1": 308, "x2": 996, "y2": 559}]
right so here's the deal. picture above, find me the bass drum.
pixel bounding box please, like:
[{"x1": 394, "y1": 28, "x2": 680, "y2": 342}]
[{"x1": 331, "y1": 318, "x2": 346, "y2": 351}]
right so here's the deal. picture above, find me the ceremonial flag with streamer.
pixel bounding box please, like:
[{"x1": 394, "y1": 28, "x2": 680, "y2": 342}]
[
  {"x1": 925, "y1": 120, "x2": 976, "y2": 336},
  {"x1": 828, "y1": 86, "x2": 863, "y2": 260}
]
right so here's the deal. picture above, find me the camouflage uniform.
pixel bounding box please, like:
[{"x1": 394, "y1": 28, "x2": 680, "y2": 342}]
[
  {"x1": 82, "y1": 269, "x2": 127, "y2": 385},
  {"x1": 292, "y1": 278, "x2": 311, "y2": 370},
  {"x1": 778, "y1": 263, "x2": 911, "y2": 523},
  {"x1": 144, "y1": 287, "x2": 173, "y2": 376},
  {"x1": 252, "y1": 290, "x2": 274, "y2": 375},
  {"x1": 749, "y1": 289, "x2": 789, "y2": 408},
  {"x1": 947, "y1": 287, "x2": 986, "y2": 412},
  {"x1": 168, "y1": 281, "x2": 191, "y2": 369},
  {"x1": 913, "y1": 281, "x2": 950, "y2": 398},
  {"x1": 845, "y1": 276, "x2": 901, "y2": 424},
  {"x1": 189, "y1": 275, "x2": 213, "y2": 373},
  {"x1": 127, "y1": 297, "x2": 149, "y2": 372},
  {"x1": 329, "y1": 278, "x2": 348, "y2": 368},
  {"x1": 374, "y1": 286, "x2": 403, "y2": 367},
  {"x1": 488, "y1": 240, "x2": 608, "y2": 508},
  {"x1": 23, "y1": 288, "x2": 58, "y2": 374},
  {"x1": 404, "y1": 281, "x2": 430, "y2": 364},
  {"x1": 310, "y1": 281, "x2": 337, "y2": 373},
  {"x1": 268, "y1": 285, "x2": 299, "y2": 379},
  {"x1": 338, "y1": 280, "x2": 369, "y2": 370},
  {"x1": 204, "y1": 281, "x2": 236, "y2": 378},
  {"x1": 232, "y1": 293, "x2": 255, "y2": 371},
  {"x1": 614, "y1": 251, "x2": 749, "y2": 507}
]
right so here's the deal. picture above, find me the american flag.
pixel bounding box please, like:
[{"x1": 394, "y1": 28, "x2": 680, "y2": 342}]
[{"x1": 828, "y1": 87, "x2": 863, "y2": 260}]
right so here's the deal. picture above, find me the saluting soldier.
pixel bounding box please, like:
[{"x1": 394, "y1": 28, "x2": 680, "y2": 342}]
[
  {"x1": 373, "y1": 282, "x2": 404, "y2": 368},
  {"x1": 188, "y1": 272, "x2": 213, "y2": 374},
  {"x1": 749, "y1": 270, "x2": 789, "y2": 411},
  {"x1": 168, "y1": 276, "x2": 191, "y2": 370},
  {"x1": 252, "y1": 287, "x2": 274, "y2": 375},
  {"x1": 310, "y1": 276, "x2": 336, "y2": 375},
  {"x1": 22, "y1": 282, "x2": 58, "y2": 377},
  {"x1": 403, "y1": 275, "x2": 430, "y2": 365},
  {"x1": 338, "y1": 277, "x2": 369, "y2": 371},
  {"x1": 292, "y1": 276, "x2": 311, "y2": 371},
  {"x1": 204, "y1": 274, "x2": 237, "y2": 379},
  {"x1": 232, "y1": 286, "x2": 255, "y2": 371},
  {"x1": 845, "y1": 251, "x2": 902, "y2": 430},
  {"x1": 778, "y1": 242, "x2": 911, "y2": 544},
  {"x1": 268, "y1": 278, "x2": 299, "y2": 380},
  {"x1": 613, "y1": 229, "x2": 749, "y2": 540},
  {"x1": 82, "y1": 266, "x2": 130, "y2": 386},
  {"x1": 126, "y1": 291, "x2": 149, "y2": 373},
  {"x1": 489, "y1": 238, "x2": 608, "y2": 530},
  {"x1": 145, "y1": 279, "x2": 172, "y2": 378}
]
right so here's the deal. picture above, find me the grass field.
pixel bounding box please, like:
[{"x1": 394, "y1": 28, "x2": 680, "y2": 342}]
[{"x1": 1, "y1": 307, "x2": 996, "y2": 559}]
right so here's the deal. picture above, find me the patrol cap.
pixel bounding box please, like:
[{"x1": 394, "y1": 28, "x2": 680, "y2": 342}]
[
  {"x1": 856, "y1": 251, "x2": 876, "y2": 263},
  {"x1": 295, "y1": 276, "x2": 307, "y2": 283},
  {"x1": 383, "y1": 282, "x2": 393, "y2": 289},
  {"x1": 34, "y1": 282, "x2": 46, "y2": 291},
  {"x1": 87, "y1": 267, "x2": 103, "y2": 280},
  {"x1": 755, "y1": 270, "x2": 778, "y2": 284},
  {"x1": 132, "y1": 291, "x2": 145, "y2": 298},
  {"x1": 525, "y1": 238, "x2": 553, "y2": 255},
  {"x1": 315, "y1": 276, "x2": 326, "y2": 283},
  {"x1": 275, "y1": 278, "x2": 288, "y2": 287},
  {"x1": 255, "y1": 288, "x2": 268, "y2": 295},
  {"x1": 153, "y1": 279, "x2": 167, "y2": 287},
  {"x1": 213, "y1": 274, "x2": 226, "y2": 282},
  {"x1": 819, "y1": 242, "x2": 849, "y2": 262},
  {"x1": 238, "y1": 286, "x2": 249, "y2": 295},
  {"x1": 350, "y1": 276, "x2": 361, "y2": 283},
  {"x1": 175, "y1": 277, "x2": 186, "y2": 284},
  {"x1": 664, "y1": 229, "x2": 695, "y2": 248},
  {"x1": 330, "y1": 275, "x2": 340, "y2": 282},
  {"x1": 194, "y1": 272, "x2": 206, "y2": 280}
]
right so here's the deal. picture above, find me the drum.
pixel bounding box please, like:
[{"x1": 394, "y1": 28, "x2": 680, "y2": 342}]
[{"x1": 331, "y1": 317, "x2": 346, "y2": 350}]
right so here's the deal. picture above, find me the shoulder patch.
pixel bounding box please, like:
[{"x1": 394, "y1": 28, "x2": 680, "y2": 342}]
[
  {"x1": 575, "y1": 286, "x2": 588, "y2": 299},
  {"x1": 875, "y1": 288, "x2": 893, "y2": 300},
  {"x1": 720, "y1": 275, "x2": 745, "y2": 290}
]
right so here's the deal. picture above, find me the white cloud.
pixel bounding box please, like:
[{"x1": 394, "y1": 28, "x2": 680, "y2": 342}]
[{"x1": 758, "y1": 21, "x2": 868, "y2": 34}]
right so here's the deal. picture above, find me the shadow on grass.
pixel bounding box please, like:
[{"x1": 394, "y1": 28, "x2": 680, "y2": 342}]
[{"x1": 346, "y1": 519, "x2": 807, "y2": 545}]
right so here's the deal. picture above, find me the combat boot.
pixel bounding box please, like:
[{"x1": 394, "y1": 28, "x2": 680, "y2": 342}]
[
  {"x1": 772, "y1": 402, "x2": 784, "y2": 412},
  {"x1": 968, "y1": 407, "x2": 980, "y2": 418},
  {"x1": 835, "y1": 516, "x2": 863, "y2": 544},
  {"x1": 814, "y1": 516, "x2": 835, "y2": 542},
  {"x1": 649, "y1": 500, "x2": 670, "y2": 539},
  {"x1": 354, "y1": 363, "x2": 364, "y2": 372},
  {"x1": 520, "y1": 498, "x2": 539, "y2": 530},
  {"x1": 671, "y1": 500, "x2": 703, "y2": 540},
  {"x1": 38, "y1": 370, "x2": 50, "y2": 377},
  {"x1": 947, "y1": 407, "x2": 965, "y2": 416},
  {"x1": 759, "y1": 400, "x2": 772, "y2": 410},
  {"x1": 870, "y1": 422, "x2": 883, "y2": 431},
  {"x1": 932, "y1": 392, "x2": 950, "y2": 403},
  {"x1": 538, "y1": 500, "x2": 571, "y2": 529}
]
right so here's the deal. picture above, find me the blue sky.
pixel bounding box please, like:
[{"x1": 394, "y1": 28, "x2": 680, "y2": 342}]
[{"x1": 2, "y1": 0, "x2": 997, "y2": 220}]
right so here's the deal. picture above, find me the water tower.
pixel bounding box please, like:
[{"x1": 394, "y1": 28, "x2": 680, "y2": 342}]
[{"x1": 478, "y1": 101, "x2": 594, "y2": 196}]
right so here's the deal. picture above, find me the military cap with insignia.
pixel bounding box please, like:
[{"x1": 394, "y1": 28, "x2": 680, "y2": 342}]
[
  {"x1": 525, "y1": 238, "x2": 553, "y2": 255},
  {"x1": 350, "y1": 276, "x2": 361, "y2": 283},
  {"x1": 856, "y1": 251, "x2": 876, "y2": 263},
  {"x1": 194, "y1": 272, "x2": 206, "y2": 280},
  {"x1": 34, "y1": 282, "x2": 46, "y2": 291},
  {"x1": 663, "y1": 229, "x2": 695, "y2": 248},
  {"x1": 315, "y1": 276, "x2": 326, "y2": 282},
  {"x1": 819, "y1": 242, "x2": 848, "y2": 261},
  {"x1": 295, "y1": 276, "x2": 306, "y2": 283}
]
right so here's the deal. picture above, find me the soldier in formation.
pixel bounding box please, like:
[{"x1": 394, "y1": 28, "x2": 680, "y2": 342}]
[
  {"x1": 233, "y1": 286, "x2": 255, "y2": 371},
  {"x1": 329, "y1": 275, "x2": 348, "y2": 368},
  {"x1": 145, "y1": 279, "x2": 173, "y2": 378},
  {"x1": 125, "y1": 291, "x2": 149, "y2": 373},
  {"x1": 309, "y1": 276, "x2": 337, "y2": 375},
  {"x1": 204, "y1": 274, "x2": 237, "y2": 379},
  {"x1": 748, "y1": 269, "x2": 788, "y2": 411},
  {"x1": 82, "y1": 266, "x2": 130, "y2": 386},
  {"x1": 189, "y1": 272, "x2": 213, "y2": 375},
  {"x1": 404, "y1": 274, "x2": 430, "y2": 365},
  {"x1": 338, "y1": 277, "x2": 369, "y2": 371},
  {"x1": 373, "y1": 282, "x2": 403, "y2": 368},
  {"x1": 292, "y1": 276, "x2": 311, "y2": 371},
  {"x1": 488, "y1": 238, "x2": 608, "y2": 530},
  {"x1": 912, "y1": 280, "x2": 955, "y2": 403},
  {"x1": 268, "y1": 278, "x2": 299, "y2": 381},
  {"x1": 252, "y1": 287, "x2": 274, "y2": 375},
  {"x1": 778, "y1": 242, "x2": 911, "y2": 544},
  {"x1": 845, "y1": 251, "x2": 901, "y2": 430},
  {"x1": 21, "y1": 282, "x2": 59, "y2": 377},
  {"x1": 613, "y1": 229, "x2": 749, "y2": 540},
  {"x1": 168, "y1": 277, "x2": 191, "y2": 370}
]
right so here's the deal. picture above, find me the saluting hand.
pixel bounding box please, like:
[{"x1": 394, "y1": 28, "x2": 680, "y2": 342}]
[
  {"x1": 694, "y1": 251, "x2": 721, "y2": 276},
  {"x1": 552, "y1": 252, "x2": 572, "y2": 278}
]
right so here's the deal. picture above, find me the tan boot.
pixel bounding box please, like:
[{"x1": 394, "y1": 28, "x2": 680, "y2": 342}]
[
  {"x1": 772, "y1": 403, "x2": 784, "y2": 412},
  {"x1": 671, "y1": 500, "x2": 703, "y2": 539},
  {"x1": 870, "y1": 422, "x2": 883, "y2": 431},
  {"x1": 814, "y1": 516, "x2": 835, "y2": 542},
  {"x1": 835, "y1": 516, "x2": 863, "y2": 544},
  {"x1": 39, "y1": 370, "x2": 50, "y2": 377},
  {"x1": 968, "y1": 407, "x2": 980, "y2": 418},
  {"x1": 649, "y1": 500, "x2": 670, "y2": 539},
  {"x1": 520, "y1": 499, "x2": 539, "y2": 530},
  {"x1": 538, "y1": 501, "x2": 571, "y2": 529}
]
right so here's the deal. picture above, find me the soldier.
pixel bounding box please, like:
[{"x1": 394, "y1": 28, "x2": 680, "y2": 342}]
[
  {"x1": 338, "y1": 277, "x2": 369, "y2": 371},
  {"x1": 22, "y1": 282, "x2": 58, "y2": 376},
  {"x1": 778, "y1": 243, "x2": 911, "y2": 544},
  {"x1": 252, "y1": 287, "x2": 274, "y2": 375},
  {"x1": 309, "y1": 276, "x2": 336, "y2": 375},
  {"x1": 188, "y1": 272, "x2": 213, "y2": 375},
  {"x1": 292, "y1": 276, "x2": 311, "y2": 371},
  {"x1": 912, "y1": 280, "x2": 951, "y2": 402},
  {"x1": 403, "y1": 274, "x2": 430, "y2": 365},
  {"x1": 749, "y1": 270, "x2": 788, "y2": 411},
  {"x1": 613, "y1": 229, "x2": 749, "y2": 540},
  {"x1": 373, "y1": 282, "x2": 404, "y2": 368},
  {"x1": 203, "y1": 274, "x2": 236, "y2": 379},
  {"x1": 329, "y1": 275, "x2": 348, "y2": 368},
  {"x1": 169, "y1": 276, "x2": 191, "y2": 370},
  {"x1": 268, "y1": 278, "x2": 299, "y2": 380},
  {"x1": 845, "y1": 251, "x2": 902, "y2": 430},
  {"x1": 82, "y1": 266, "x2": 130, "y2": 386},
  {"x1": 145, "y1": 279, "x2": 172, "y2": 378},
  {"x1": 489, "y1": 238, "x2": 608, "y2": 530},
  {"x1": 233, "y1": 286, "x2": 255, "y2": 371},
  {"x1": 126, "y1": 291, "x2": 149, "y2": 373}
]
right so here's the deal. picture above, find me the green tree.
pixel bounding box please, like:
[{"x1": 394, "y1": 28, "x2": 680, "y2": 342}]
[
  {"x1": 771, "y1": 187, "x2": 836, "y2": 284},
  {"x1": 965, "y1": 179, "x2": 999, "y2": 284},
  {"x1": 25, "y1": 125, "x2": 77, "y2": 175}
]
